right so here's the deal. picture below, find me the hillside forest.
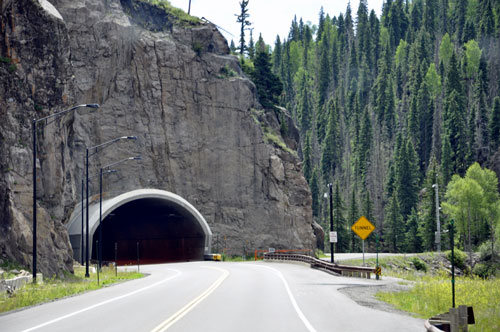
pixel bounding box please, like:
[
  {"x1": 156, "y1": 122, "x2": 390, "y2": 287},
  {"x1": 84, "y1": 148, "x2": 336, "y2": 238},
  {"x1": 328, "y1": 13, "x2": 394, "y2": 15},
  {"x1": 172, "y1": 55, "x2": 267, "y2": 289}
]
[{"x1": 230, "y1": 0, "x2": 500, "y2": 255}]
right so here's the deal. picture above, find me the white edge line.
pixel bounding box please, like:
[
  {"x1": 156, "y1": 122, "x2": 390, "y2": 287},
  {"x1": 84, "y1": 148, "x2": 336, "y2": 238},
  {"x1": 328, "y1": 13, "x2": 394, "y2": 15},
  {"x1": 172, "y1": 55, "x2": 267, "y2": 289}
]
[
  {"x1": 150, "y1": 266, "x2": 229, "y2": 332},
  {"x1": 248, "y1": 264, "x2": 318, "y2": 332},
  {"x1": 19, "y1": 269, "x2": 182, "y2": 332}
]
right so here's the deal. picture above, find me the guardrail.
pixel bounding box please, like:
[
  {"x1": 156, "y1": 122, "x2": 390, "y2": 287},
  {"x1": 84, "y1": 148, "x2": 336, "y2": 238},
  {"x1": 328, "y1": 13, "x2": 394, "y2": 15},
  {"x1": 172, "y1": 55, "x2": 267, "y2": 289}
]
[{"x1": 264, "y1": 252, "x2": 376, "y2": 279}]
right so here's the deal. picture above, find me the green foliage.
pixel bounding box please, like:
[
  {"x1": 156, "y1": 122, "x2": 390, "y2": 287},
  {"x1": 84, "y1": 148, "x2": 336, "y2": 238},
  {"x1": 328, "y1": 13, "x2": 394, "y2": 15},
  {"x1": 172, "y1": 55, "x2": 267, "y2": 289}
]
[
  {"x1": 143, "y1": 0, "x2": 199, "y2": 25},
  {"x1": 218, "y1": 65, "x2": 237, "y2": 79},
  {"x1": 192, "y1": 42, "x2": 202, "y2": 56},
  {"x1": 439, "y1": 33, "x2": 453, "y2": 68},
  {"x1": 377, "y1": 275, "x2": 500, "y2": 332},
  {"x1": 272, "y1": 0, "x2": 500, "y2": 254},
  {"x1": 235, "y1": 0, "x2": 251, "y2": 55},
  {"x1": 490, "y1": 97, "x2": 500, "y2": 151},
  {"x1": 445, "y1": 248, "x2": 468, "y2": 270},
  {"x1": 464, "y1": 39, "x2": 482, "y2": 79},
  {"x1": 251, "y1": 35, "x2": 283, "y2": 110},
  {"x1": 410, "y1": 257, "x2": 428, "y2": 271}
]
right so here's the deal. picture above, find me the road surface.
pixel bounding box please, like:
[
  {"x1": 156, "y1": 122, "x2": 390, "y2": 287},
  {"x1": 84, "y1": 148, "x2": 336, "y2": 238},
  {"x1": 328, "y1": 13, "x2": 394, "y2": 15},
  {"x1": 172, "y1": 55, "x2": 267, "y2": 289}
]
[{"x1": 0, "y1": 261, "x2": 424, "y2": 332}]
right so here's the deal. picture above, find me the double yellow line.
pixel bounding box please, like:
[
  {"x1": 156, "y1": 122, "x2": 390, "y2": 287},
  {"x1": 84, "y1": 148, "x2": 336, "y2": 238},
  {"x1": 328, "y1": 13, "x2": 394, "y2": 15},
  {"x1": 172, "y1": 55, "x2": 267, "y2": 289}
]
[{"x1": 150, "y1": 266, "x2": 229, "y2": 332}]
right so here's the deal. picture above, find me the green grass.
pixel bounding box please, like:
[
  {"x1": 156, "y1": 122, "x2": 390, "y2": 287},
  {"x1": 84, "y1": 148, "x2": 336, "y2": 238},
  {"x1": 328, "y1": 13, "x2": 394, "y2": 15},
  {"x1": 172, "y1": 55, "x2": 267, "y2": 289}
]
[
  {"x1": 376, "y1": 275, "x2": 500, "y2": 332},
  {"x1": 0, "y1": 266, "x2": 143, "y2": 313},
  {"x1": 344, "y1": 253, "x2": 500, "y2": 331},
  {"x1": 143, "y1": 0, "x2": 200, "y2": 25}
]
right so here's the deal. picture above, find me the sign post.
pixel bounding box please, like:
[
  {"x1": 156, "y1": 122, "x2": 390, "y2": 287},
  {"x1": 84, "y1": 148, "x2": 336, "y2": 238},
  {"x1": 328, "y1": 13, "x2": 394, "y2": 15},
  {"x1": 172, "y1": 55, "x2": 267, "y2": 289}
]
[
  {"x1": 329, "y1": 231, "x2": 337, "y2": 244},
  {"x1": 351, "y1": 216, "x2": 376, "y2": 267}
]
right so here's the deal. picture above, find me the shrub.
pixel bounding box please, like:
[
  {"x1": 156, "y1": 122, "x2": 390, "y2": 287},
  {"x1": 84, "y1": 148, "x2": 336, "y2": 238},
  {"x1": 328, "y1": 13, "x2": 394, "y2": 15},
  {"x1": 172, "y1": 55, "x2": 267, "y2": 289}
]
[
  {"x1": 411, "y1": 257, "x2": 428, "y2": 272},
  {"x1": 192, "y1": 42, "x2": 202, "y2": 56},
  {"x1": 446, "y1": 248, "x2": 468, "y2": 270}
]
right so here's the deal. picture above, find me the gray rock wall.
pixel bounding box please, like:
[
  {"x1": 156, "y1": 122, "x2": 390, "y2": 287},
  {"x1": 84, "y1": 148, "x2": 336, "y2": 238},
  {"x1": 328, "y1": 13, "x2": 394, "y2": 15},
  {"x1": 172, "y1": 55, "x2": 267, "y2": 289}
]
[{"x1": 0, "y1": 0, "x2": 316, "y2": 276}]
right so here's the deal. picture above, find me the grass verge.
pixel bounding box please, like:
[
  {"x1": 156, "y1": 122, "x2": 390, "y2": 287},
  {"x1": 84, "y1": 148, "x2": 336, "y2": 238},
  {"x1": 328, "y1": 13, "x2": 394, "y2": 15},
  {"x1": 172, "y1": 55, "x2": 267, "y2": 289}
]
[
  {"x1": 376, "y1": 275, "x2": 500, "y2": 332},
  {"x1": 0, "y1": 266, "x2": 143, "y2": 313}
]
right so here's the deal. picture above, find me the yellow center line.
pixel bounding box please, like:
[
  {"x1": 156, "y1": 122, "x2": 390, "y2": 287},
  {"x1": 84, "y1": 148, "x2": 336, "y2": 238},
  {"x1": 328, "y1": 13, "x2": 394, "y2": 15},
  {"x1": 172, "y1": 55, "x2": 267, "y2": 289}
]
[{"x1": 150, "y1": 266, "x2": 229, "y2": 332}]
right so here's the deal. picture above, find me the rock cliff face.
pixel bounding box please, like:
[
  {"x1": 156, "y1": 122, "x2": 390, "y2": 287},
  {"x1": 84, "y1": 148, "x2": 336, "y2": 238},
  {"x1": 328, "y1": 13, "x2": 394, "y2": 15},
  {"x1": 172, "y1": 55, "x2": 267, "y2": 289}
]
[{"x1": 0, "y1": 0, "x2": 317, "y2": 276}]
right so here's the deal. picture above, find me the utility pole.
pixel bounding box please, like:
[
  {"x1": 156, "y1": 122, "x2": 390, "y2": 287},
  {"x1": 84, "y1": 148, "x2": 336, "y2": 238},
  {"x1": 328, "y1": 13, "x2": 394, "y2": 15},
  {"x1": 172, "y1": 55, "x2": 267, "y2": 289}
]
[{"x1": 432, "y1": 183, "x2": 441, "y2": 252}]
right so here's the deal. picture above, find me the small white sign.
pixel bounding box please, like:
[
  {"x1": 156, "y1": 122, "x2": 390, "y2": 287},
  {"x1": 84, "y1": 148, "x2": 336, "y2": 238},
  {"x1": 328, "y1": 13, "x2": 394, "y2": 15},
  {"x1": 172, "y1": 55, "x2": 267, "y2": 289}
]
[
  {"x1": 268, "y1": 248, "x2": 275, "y2": 253},
  {"x1": 329, "y1": 231, "x2": 337, "y2": 243}
]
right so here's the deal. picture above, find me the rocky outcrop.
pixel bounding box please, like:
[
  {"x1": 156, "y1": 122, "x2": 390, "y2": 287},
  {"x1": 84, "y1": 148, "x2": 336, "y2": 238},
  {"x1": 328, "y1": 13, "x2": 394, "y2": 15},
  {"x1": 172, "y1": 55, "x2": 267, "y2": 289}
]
[{"x1": 0, "y1": 0, "x2": 317, "y2": 276}]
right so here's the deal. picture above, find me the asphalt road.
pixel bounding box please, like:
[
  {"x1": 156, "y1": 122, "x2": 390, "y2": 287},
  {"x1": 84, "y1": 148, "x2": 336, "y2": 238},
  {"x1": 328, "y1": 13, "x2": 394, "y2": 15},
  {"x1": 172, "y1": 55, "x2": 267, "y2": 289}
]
[{"x1": 0, "y1": 261, "x2": 424, "y2": 332}]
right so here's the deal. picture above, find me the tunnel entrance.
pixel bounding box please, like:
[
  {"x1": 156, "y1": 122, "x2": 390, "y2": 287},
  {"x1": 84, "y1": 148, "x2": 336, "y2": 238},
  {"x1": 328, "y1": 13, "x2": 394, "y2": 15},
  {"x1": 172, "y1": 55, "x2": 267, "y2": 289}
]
[{"x1": 91, "y1": 197, "x2": 206, "y2": 264}]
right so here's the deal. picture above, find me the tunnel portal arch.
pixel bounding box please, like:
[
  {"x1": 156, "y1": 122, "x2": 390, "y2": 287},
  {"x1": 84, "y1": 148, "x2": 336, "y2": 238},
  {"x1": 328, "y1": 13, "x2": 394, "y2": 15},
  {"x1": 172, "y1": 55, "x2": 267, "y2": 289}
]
[{"x1": 68, "y1": 189, "x2": 212, "y2": 264}]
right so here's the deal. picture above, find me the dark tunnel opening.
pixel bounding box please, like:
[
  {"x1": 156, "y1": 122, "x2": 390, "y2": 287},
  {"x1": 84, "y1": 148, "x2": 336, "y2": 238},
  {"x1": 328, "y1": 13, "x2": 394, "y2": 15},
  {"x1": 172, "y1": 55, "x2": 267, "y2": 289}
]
[{"x1": 91, "y1": 198, "x2": 206, "y2": 265}]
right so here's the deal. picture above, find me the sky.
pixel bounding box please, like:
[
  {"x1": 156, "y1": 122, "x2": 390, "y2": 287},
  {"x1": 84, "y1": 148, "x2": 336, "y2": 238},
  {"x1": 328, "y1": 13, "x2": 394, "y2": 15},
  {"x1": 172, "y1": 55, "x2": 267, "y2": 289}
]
[{"x1": 168, "y1": 0, "x2": 385, "y2": 46}]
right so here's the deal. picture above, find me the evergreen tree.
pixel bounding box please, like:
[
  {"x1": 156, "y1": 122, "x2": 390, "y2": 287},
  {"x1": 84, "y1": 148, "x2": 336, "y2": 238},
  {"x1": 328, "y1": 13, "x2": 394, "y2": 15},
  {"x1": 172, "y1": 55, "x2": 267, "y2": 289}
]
[
  {"x1": 321, "y1": 99, "x2": 341, "y2": 182},
  {"x1": 303, "y1": 131, "x2": 312, "y2": 182},
  {"x1": 405, "y1": 208, "x2": 422, "y2": 252},
  {"x1": 272, "y1": 35, "x2": 282, "y2": 74},
  {"x1": 247, "y1": 29, "x2": 255, "y2": 60},
  {"x1": 299, "y1": 71, "x2": 312, "y2": 132},
  {"x1": 490, "y1": 96, "x2": 500, "y2": 152},
  {"x1": 317, "y1": 6, "x2": 326, "y2": 42},
  {"x1": 396, "y1": 138, "x2": 419, "y2": 219},
  {"x1": 333, "y1": 182, "x2": 349, "y2": 252},
  {"x1": 235, "y1": 0, "x2": 251, "y2": 55},
  {"x1": 317, "y1": 33, "x2": 331, "y2": 108},
  {"x1": 311, "y1": 168, "x2": 320, "y2": 217},
  {"x1": 229, "y1": 40, "x2": 237, "y2": 53},
  {"x1": 349, "y1": 188, "x2": 359, "y2": 252},
  {"x1": 419, "y1": 160, "x2": 439, "y2": 251},
  {"x1": 383, "y1": 194, "x2": 404, "y2": 252},
  {"x1": 251, "y1": 35, "x2": 283, "y2": 110},
  {"x1": 441, "y1": 134, "x2": 453, "y2": 184},
  {"x1": 424, "y1": 0, "x2": 438, "y2": 35}
]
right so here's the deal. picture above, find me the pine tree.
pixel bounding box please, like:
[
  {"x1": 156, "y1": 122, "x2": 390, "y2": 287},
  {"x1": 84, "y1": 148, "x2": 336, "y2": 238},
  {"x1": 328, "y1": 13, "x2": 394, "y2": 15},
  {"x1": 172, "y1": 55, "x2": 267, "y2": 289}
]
[
  {"x1": 395, "y1": 138, "x2": 419, "y2": 219},
  {"x1": 349, "y1": 188, "x2": 359, "y2": 252},
  {"x1": 235, "y1": 0, "x2": 251, "y2": 55},
  {"x1": 311, "y1": 168, "x2": 320, "y2": 217},
  {"x1": 321, "y1": 99, "x2": 341, "y2": 182},
  {"x1": 317, "y1": 34, "x2": 330, "y2": 108},
  {"x1": 247, "y1": 29, "x2": 255, "y2": 60},
  {"x1": 251, "y1": 35, "x2": 283, "y2": 110},
  {"x1": 490, "y1": 96, "x2": 500, "y2": 152},
  {"x1": 229, "y1": 40, "x2": 237, "y2": 53},
  {"x1": 419, "y1": 160, "x2": 439, "y2": 250},
  {"x1": 333, "y1": 182, "x2": 348, "y2": 253},
  {"x1": 441, "y1": 134, "x2": 453, "y2": 184},
  {"x1": 383, "y1": 194, "x2": 404, "y2": 252},
  {"x1": 303, "y1": 131, "x2": 312, "y2": 182},
  {"x1": 272, "y1": 35, "x2": 282, "y2": 74},
  {"x1": 405, "y1": 208, "x2": 422, "y2": 252}
]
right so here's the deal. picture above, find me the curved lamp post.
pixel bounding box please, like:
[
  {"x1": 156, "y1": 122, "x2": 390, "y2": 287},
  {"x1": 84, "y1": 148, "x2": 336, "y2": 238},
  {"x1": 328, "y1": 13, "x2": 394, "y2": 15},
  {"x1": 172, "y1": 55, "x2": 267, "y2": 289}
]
[
  {"x1": 85, "y1": 136, "x2": 137, "y2": 277},
  {"x1": 32, "y1": 103, "x2": 99, "y2": 282},
  {"x1": 98, "y1": 156, "x2": 141, "y2": 269}
]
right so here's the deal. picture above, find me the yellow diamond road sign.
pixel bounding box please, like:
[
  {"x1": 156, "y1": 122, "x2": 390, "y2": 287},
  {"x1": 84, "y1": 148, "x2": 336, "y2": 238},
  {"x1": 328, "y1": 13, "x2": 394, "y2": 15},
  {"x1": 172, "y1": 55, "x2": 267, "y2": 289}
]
[{"x1": 351, "y1": 216, "x2": 375, "y2": 240}]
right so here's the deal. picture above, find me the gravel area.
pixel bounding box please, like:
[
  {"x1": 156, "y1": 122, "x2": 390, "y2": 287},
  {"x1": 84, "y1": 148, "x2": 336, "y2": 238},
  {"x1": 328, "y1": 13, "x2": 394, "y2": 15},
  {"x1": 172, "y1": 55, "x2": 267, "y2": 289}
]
[{"x1": 338, "y1": 277, "x2": 418, "y2": 317}]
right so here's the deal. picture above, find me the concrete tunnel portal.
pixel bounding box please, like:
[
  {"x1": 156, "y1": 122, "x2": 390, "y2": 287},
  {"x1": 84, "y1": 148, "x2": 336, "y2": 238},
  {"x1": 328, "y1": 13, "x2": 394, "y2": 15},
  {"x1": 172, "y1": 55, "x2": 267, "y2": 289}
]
[{"x1": 67, "y1": 189, "x2": 212, "y2": 265}]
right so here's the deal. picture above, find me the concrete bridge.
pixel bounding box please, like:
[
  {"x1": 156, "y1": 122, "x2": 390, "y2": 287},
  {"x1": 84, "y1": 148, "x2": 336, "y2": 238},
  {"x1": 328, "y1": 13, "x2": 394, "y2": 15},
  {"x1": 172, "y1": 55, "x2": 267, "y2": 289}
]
[{"x1": 67, "y1": 189, "x2": 212, "y2": 264}]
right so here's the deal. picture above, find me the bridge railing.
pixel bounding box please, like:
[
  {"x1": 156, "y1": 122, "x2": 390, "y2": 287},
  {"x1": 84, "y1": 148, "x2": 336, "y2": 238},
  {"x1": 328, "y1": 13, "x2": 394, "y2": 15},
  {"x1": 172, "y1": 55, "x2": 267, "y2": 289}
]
[{"x1": 264, "y1": 252, "x2": 376, "y2": 279}]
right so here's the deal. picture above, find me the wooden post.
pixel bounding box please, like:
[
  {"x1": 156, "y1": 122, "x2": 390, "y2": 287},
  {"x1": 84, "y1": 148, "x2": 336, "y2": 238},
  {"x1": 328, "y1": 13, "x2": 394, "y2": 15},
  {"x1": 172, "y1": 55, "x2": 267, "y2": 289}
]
[{"x1": 458, "y1": 305, "x2": 468, "y2": 332}]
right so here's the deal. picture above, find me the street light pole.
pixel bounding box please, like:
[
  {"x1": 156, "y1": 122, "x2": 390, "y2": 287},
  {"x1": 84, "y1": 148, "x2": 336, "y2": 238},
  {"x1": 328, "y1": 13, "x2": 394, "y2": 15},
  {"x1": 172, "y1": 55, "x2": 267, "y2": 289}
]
[
  {"x1": 85, "y1": 136, "x2": 137, "y2": 277},
  {"x1": 81, "y1": 179, "x2": 84, "y2": 265},
  {"x1": 328, "y1": 183, "x2": 334, "y2": 263},
  {"x1": 432, "y1": 183, "x2": 441, "y2": 252},
  {"x1": 32, "y1": 104, "x2": 99, "y2": 282},
  {"x1": 98, "y1": 156, "x2": 141, "y2": 269}
]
